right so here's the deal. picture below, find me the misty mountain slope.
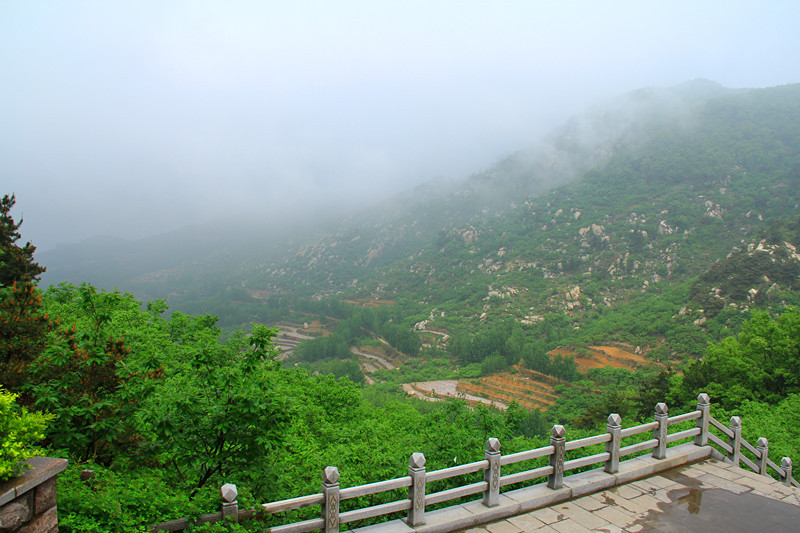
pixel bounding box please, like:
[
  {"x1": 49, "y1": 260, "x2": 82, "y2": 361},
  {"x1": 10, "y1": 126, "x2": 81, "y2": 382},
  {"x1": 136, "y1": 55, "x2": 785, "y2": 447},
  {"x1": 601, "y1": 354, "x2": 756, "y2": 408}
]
[
  {"x1": 38, "y1": 81, "x2": 799, "y2": 344},
  {"x1": 236, "y1": 81, "x2": 743, "y2": 297},
  {"x1": 332, "y1": 83, "x2": 800, "y2": 353}
]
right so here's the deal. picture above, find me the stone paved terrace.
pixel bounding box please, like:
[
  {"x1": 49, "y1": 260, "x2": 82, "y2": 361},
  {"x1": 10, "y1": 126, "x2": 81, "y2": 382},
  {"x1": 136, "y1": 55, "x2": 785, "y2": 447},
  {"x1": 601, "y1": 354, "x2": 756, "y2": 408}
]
[
  {"x1": 459, "y1": 458, "x2": 800, "y2": 533},
  {"x1": 342, "y1": 444, "x2": 800, "y2": 533}
]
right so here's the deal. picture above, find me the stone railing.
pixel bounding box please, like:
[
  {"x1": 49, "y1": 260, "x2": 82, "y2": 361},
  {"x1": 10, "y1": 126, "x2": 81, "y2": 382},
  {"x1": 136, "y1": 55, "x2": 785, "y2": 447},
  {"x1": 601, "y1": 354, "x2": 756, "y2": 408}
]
[
  {"x1": 151, "y1": 393, "x2": 798, "y2": 532},
  {"x1": 0, "y1": 457, "x2": 68, "y2": 532}
]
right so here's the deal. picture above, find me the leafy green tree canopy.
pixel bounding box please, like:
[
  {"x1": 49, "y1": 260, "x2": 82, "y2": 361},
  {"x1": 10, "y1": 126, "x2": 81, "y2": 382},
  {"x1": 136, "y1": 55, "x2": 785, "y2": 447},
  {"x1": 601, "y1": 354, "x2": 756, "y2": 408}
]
[{"x1": 0, "y1": 194, "x2": 44, "y2": 287}]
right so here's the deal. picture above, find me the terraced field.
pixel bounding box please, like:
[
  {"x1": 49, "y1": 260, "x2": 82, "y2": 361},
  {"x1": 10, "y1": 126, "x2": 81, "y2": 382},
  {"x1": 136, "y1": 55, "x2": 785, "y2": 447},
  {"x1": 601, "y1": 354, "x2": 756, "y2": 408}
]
[
  {"x1": 430, "y1": 345, "x2": 659, "y2": 411},
  {"x1": 457, "y1": 366, "x2": 561, "y2": 411}
]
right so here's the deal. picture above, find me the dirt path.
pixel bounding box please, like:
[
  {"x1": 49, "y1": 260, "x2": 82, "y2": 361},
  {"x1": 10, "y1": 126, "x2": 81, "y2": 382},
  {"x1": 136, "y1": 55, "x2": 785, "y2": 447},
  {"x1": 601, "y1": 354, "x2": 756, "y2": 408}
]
[
  {"x1": 403, "y1": 380, "x2": 508, "y2": 410},
  {"x1": 351, "y1": 347, "x2": 397, "y2": 370}
]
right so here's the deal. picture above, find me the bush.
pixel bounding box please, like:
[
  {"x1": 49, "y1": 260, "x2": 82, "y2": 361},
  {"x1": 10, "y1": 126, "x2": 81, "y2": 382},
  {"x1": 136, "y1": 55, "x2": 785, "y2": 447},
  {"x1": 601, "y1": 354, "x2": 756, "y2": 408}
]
[{"x1": 0, "y1": 387, "x2": 51, "y2": 480}]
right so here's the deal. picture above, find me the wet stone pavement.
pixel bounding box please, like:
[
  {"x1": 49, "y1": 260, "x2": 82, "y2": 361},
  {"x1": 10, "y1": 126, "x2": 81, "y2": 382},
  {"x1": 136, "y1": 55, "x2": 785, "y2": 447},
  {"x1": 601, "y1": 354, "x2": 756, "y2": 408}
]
[{"x1": 461, "y1": 459, "x2": 800, "y2": 532}]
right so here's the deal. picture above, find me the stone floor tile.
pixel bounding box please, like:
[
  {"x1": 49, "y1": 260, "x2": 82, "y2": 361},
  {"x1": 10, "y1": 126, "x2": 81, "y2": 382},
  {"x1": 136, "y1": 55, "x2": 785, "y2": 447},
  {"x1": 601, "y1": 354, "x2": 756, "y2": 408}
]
[
  {"x1": 506, "y1": 513, "x2": 547, "y2": 531},
  {"x1": 610, "y1": 494, "x2": 649, "y2": 515},
  {"x1": 608, "y1": 484, "x2": 643, "y2": 499},
  {"x1": 695, "y1": 472, "x2": 751, "y2": 494},
  {"x1": 733, "y1": 467, "x2": 777, "y2": 484},
  {"x1": 552, "y1": 501, "x2": 610, "y2": 530},
  {"x1": 528, "y1": 507, "x2": 563, "y2": 525},
  {"x1": 549, "y1": 518, "x2": 593, "y2": 533},
  {"x1": 572, "y1": 494, "x2": 606, "y2": 512},
  {"x1": 591, "y1": 525, "x2": 626, "y2": 533},
  {"x1": 781, "y1": 492, "x2": 800, "y2": 505},
  {"x1": 647, "y1": 487, "x2": 674, "y2": 503},
  {"x1": 629, "y1": 492, "x2": 661, "y2": 510},
  {"x1": 623, "y1": 524, "x2": 646, "y2": 533},
  {"x1": 485, "y1": 520, "x2": 523, "y2": 533},
  {"x1": 592, "y1": 504, "x2": 638, "y2": 527},
  {"x1": 697, "y1": 462, "x2": 746, "y2": 481},
  {"x1": 641, "y1": 475, "x2": 676, "y2": 489}
]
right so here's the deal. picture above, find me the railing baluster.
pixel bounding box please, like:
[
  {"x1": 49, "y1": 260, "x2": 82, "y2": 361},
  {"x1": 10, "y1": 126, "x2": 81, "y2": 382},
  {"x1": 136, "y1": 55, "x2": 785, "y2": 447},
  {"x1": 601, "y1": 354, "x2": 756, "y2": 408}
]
[
  {"x1": 547, "y1": 425, "x2": 566, "y2": 489},
  {"x1": 756, "y1": 438, "x2": 769, "y2": 476},
  {"x1": 483, "y1": 438, "x2": 501, "y2": 507},
  {"x1": 781, "y1": 457, "x2": 793, "y2": 486},
  {"x1": 321, "y1": 466, "x2": 340, "y2": 533},
  {"x1": 220, "y1": 483, "x2": 238, "y2": 523},
  {"x1": 407, "y1": 452, "x2": 426, "y2": 526},
  {"x1": 728, "y1": 416, "x2": 742, "y2": 467},
  {"x1": 652, "y1": 403, "x2": 668, "y2": 459},
  {"x1": 151, "y1": 393, "x2": 800, "y2": 532},
  {"x1": 604, "y1": 413, "x2": 621, "y2": 474},
  {"x1": 695, "y1": 393, "x2": 710, "y2": 446}
]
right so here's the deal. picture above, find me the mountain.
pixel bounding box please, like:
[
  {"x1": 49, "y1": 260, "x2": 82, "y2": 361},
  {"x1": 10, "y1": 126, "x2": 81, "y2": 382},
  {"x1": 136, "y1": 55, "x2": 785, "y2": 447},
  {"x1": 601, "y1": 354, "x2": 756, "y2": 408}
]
[{"x1": 39, "y1": 81, "x2": 800, "y2": 356}]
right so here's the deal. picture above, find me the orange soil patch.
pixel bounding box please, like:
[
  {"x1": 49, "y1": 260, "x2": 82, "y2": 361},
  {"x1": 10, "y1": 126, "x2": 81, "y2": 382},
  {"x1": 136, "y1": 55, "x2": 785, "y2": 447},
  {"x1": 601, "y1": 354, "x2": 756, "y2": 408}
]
[
  {"x1": 554, "y1": 344, "x2": 660, "y2": 374},
  {"x1": 589, "y1": 345, "x2": 650, "y2": 365},
  {"x1": 455, "y1": 365, "x2": 561, "y2": 411}
]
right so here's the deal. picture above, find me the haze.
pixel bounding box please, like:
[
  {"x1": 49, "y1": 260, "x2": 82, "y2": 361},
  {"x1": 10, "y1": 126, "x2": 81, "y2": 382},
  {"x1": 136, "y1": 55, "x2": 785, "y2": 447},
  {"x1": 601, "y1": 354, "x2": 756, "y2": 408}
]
[{"x1": 2, "y1": 1, "x2": 798, "y2": 251}]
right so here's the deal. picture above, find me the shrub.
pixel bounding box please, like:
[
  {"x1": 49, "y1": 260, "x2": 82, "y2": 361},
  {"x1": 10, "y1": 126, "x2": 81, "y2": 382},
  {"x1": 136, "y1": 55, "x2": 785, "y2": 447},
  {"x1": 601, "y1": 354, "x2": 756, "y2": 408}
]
[{"x1": 0, "y1": 387, "x2": 51, "y2": 480}]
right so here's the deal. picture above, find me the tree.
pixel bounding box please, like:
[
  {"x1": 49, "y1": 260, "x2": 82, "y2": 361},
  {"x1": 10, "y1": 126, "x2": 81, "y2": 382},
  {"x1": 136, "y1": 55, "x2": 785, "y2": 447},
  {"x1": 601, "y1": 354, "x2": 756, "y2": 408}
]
[
  {"x1": 0, "y1": 194, "x2": 48, "y2": 397},
  {"x1": 138, "y1": 319, "x2": 289, "y2": 497},
  {"x1": 0, "y1": 194, "x2": 44, "y2": 287},
  {"x1": 28, "y1": 284, "x2": 166, "y2": 462},
  {"x1": 676, "y1": 308, "x2": 800, "y2": 409}
]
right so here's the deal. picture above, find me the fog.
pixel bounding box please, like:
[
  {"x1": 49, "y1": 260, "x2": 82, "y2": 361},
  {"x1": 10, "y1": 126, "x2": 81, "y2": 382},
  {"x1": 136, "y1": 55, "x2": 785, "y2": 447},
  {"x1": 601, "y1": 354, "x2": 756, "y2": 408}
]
[{"x1": 2, "y1": 1, "x2": 798, "y2": 251}]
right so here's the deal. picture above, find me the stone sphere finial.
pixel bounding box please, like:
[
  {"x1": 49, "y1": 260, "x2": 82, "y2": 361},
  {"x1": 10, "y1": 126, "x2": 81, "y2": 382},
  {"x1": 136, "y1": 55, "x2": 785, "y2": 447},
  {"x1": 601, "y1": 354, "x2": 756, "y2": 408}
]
[
  {"x1": 486, "y1": 438, "x2": 501, "y2": 453},
  {"x1": 220, "y1": 483, "x2": 238, "y2": 503},
  {"x1": 323, "y1": 466, "x2": 340, "y2": 484},
  {"x1": 551, "y1": 425, "x2": 566, "y2": 439},
  {"x1": 410, "y1": 452, "x2": 426, "y2": 469},
  {"x1": 607, "y1": 413, "x2": 622, "y2": 427},
  {"x1": 730, "y1": 416, "x2": 742, "y2": 428},
  {"x1": 655, "y1": 403, "x2": 668, "y2": 415}
]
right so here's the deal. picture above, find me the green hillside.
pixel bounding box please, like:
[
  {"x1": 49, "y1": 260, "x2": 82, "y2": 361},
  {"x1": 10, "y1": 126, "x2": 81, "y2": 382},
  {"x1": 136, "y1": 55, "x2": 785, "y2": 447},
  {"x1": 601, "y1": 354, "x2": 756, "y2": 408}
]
[{"x1": 40, "y1": 82, "x2": 800, "y2": 356}]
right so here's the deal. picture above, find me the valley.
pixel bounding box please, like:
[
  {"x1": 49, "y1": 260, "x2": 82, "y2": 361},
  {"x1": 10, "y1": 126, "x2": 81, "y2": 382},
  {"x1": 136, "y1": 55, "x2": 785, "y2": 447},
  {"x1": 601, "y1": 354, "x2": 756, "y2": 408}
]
[{"x1": 35, "y1": 81, "x2": 800, "y2": 432}]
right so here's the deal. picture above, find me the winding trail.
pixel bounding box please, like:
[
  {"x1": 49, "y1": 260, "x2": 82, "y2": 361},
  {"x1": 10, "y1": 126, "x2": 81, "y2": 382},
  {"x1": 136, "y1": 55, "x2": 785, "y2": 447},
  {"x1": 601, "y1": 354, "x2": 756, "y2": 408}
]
[{"x1": 403, "y1": 380, "x2": 508, "y2": 410}]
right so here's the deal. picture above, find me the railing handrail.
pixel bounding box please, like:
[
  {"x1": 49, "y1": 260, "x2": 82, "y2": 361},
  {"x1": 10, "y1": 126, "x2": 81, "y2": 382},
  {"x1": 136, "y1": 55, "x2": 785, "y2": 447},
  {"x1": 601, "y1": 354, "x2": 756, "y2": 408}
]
[{"x1": 150, "y1": 392, "x2": 797, "y2": 531}]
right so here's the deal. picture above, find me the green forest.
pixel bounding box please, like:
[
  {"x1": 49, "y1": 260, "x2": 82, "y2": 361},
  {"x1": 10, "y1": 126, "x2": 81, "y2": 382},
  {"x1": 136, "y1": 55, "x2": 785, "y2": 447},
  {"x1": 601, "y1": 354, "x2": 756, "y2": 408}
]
[{"x1": 3, "y1": 82, "x2": 800, "y2": 531}]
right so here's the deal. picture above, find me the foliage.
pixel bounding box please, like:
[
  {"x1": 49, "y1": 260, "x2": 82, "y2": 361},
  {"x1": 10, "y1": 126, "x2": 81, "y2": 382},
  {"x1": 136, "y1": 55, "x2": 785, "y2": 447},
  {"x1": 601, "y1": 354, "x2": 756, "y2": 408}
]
[
  {"x1": 676, "y1": 307, "x2": 800, "y2": 409},
  {"x1": 57, "y1": 463, "x2": 248, "y2": 533},
  {"x1": 25, "y1": 284, "x2": 164, "y2": 462},
  {"x1": 0, "y1": 388, "x2": 51, "y2": 480},
  {"x1": 138, "y1": 322, "x2": 289, "y2": 497},
  {"x1": 0, "y1": 193, "x2": 45, "y2": 287},
  {"x1": 0, "y1": 280, "x2": 50, "y2": 395},
  {"x1": 0, "y1": 194, "x2": 49, "y2": 398},
  {"x1": 712, "y1": 394, "x2": 800, "y2": 473}
]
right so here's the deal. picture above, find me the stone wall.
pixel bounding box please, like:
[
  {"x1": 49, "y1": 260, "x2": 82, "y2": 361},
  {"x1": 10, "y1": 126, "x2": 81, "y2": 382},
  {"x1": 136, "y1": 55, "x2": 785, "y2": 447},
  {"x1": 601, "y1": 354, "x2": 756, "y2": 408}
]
[{"x1": 0, "y1": 457, "x2": 67, "y2": 533}]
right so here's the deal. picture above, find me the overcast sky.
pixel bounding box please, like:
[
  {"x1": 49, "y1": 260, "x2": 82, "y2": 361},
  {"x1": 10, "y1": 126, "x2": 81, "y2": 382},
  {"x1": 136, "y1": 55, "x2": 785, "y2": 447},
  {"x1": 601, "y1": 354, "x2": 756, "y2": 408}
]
[{"x1": 2, "y1": 1, "x2": 799, "y2": 250}]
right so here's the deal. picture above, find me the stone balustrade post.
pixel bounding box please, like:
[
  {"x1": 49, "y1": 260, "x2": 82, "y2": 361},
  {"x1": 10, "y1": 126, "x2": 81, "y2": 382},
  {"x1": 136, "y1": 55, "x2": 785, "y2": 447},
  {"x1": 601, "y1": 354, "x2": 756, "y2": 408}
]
[
  {"x1": 604, "y1": 413, "x2": 622, "y2": 474},
  {"x1": 321, "y1": 466, "x2": 340, "y2": 533},
  {"x1": 0, "y1": 457, "x2": 67, "y2": 533},
  {"x1": 407, "y1": 452, "x2": 426, "y2": 526},
  {"x1": 728, "y1": 416, "x2": 742, "y2": 467},
  {"x1": 220, "y1": 483, "x2": 238, "y2": 522},
  {"x1": 781, "y1": 457, "x2": 793, "y2": 486},
  {"x1": 547, "y1": 425, "x2": 566, "y2": 489},
  {"x1": 652, "y1": 403, "x2": 669, "y2": 459},
  {"x1": 756, "y1": 438, "x2": 769, "y2": 476},
  {"x1": 483, "y1": 438, "x2": 501, "y2": 507},
  {"x1": 694, "y1": 393, "x2": 710, "y2": 446}
]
